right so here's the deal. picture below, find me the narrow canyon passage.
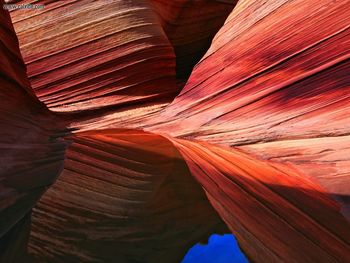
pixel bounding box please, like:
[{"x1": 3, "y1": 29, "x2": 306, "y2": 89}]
[{"x1": 1, "y1": 0, "x2": 350, "y2": 262}]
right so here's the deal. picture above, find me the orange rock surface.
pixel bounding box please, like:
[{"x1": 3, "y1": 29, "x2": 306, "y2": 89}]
[
  {"x1": 28, "y1": 130, "x2": 226, "y2": 262},
  {"x1": 1, "y1": 0, "x2": 350, "y2": 262}
]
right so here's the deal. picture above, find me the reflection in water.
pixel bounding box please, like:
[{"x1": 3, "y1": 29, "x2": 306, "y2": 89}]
[{"x1": 182, "y1": 234, "x2": 248, "y2": 263}]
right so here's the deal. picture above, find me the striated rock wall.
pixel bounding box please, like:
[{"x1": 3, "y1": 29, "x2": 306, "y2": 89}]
[
  {"x1": 0, "y1": 6, "x2": 67, "y2": 262},
  {"x1": 1, "y1": 0, "x2": 350, "y2": 262}
]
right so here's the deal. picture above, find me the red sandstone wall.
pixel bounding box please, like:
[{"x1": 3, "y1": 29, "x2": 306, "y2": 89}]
[{"x1": 1, "y1": 0, "x2": 350, "y2": 262}]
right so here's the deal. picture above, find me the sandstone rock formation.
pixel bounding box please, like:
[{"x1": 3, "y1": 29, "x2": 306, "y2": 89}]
[
  {"x1": 0, "y1": 8, "x2": 67, "y2": 262},
  {"x1": 1, "y1": 0, "x2": 350, "y2": 262}
]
